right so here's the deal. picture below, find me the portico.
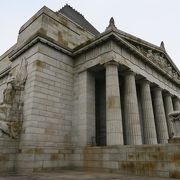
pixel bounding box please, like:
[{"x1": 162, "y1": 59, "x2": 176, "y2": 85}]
[
  {"x1": 77, "y1": 60, "x2": 180, "y2": 146},
  {"x1": 73, "y1": 17, "x2": 180, "y2": 147}
]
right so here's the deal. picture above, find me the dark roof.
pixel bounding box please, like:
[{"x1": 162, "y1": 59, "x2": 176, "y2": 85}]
[{"x1": 58, "y1": 5, "x2": 100, "y2": 36}]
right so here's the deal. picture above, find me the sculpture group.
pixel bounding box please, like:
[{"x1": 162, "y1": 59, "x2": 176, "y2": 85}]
[{"x1": 137, "y1": 45, "x2": 179, "y2": 82}]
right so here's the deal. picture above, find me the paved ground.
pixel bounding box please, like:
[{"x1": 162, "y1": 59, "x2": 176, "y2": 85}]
[{"x1": 0, "y1": 171, "x2": 177, "y2": 180}]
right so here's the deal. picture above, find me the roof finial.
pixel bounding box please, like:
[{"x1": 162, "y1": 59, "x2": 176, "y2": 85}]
[
  {"x1": 106, "y1": 17, "x2": 117, "y2": 31},
  {"x1": 110, "y1": 17, "x2": 115, "y2": 26},
  {"x1": 160, "y1": 41, "x2": 165, "y2": 50}
]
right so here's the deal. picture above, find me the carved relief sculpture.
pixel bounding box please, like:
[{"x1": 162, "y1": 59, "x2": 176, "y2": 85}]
[
  {"x1": 169, "y1": 111, "x2": 180, "y2": 138},
  {"x1": 147, "y1": 50, "x2": 154, "y2": 59},
  {"x1": 0, "y1": 57, "x2": 28, "y2": 138},
  {"x1": 145, "y1": 49, "x2": 179, "y2": 79}
]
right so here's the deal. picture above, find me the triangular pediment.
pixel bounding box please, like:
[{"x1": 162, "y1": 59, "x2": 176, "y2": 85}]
[
  {"x1": 74, "y1": 28, "x2": 180, "y2": 84},
  {"x1": 115, "y1": 29, "x2": 180, "y2": 80}
]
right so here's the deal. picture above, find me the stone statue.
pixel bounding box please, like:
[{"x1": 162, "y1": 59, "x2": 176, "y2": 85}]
[
  {"x1": 169, "y1": 111, "x2": 180, "y2": 138},
  {"x1": 167, "y1": 64, "x2": 173, "y2": 76},
  {"x1": 146, "y1": 50, "x2": 170, "y2": 71},
  {"x1": 0, "y1": 57, "x2": 28, "y2": 138},
  {"x1": 154, "y1": 53, "x2": 160, "y2": 63},
  {"x1": 3, "y1": 76, "x2": 15, "y2": 105},
  {"x1": 172, "y1": 71, "x2": 179, "y2": 81},
  {"x1": 158, "y1": 54, "x2": 168, "y2": 69},
  {"x1": 147, "y1": 50, "x2": 154, "y2": 59},
  {"x1": 137, "y1": 46, "x2": 146, "y2": 55}
]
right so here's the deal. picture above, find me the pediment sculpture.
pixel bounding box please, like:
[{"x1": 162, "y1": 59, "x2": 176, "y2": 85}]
[
  {"x1": 0, "y1": 57, "x2": 28, "y2": 138},
  {"x1": 143, "y1": 48, "x2": 179, "y2": 80}
]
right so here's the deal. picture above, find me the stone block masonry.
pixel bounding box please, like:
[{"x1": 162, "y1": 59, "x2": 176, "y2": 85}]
[
  {"x1": 70, "y1": 144, "x2": 180, "y2": 179},
  {"x1": 16, "y1": 44, "x2": 74, "y2": 172},
  {"x1": 0, "y1": 137, "x2": 19, "y2": 172},
  {"x1": 0, "y1": 4, "x2": 180, "y2": 179}
]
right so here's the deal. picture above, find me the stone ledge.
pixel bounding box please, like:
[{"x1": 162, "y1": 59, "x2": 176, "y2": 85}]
[{"x1": 168, "y1": 137, "x2": 180, "y2": 144}]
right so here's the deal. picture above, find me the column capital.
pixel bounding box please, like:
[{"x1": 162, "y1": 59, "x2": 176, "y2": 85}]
[
  {"x1": 123, "y1": 69, "x2": 136, "y2": 76},
  {"x1": 139, "y1": 78, "x2": 151, "y2": 85},
  {"x1": 104, "y1": 60, "x2": 119, "y2": 67},
  {"x1": 151, "y1": 85, "x2": 162, "y2": 92},
  {"x1": 163, "y1": 91, "x2": 172, "y2": 97},
  {"x1": 173, "y1": 96, "x2": 180, "y2": 100}
]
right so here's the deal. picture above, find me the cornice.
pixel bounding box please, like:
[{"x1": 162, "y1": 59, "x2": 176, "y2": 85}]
[
  {"x1": 116, "y1": 30, "x2": 163, "y2": 53},
  {"x1": 0, "y1": 66, "x2": 11, "y2": 78},
  {"x1": 9, "y1": 33, "x2": 73, "y2": 61}
]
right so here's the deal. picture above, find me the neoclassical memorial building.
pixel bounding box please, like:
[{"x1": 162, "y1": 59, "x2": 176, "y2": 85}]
[{"x1": 0, "y1": 5, "x2": 180, "y2": 178}]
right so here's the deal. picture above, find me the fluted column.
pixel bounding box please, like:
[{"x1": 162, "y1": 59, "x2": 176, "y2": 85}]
[
  {"x1": 152, "y1": 87, "x2": 168, "y2": 144},
  {"x1": 173, "y1": 97, "x2": 180, "y2": 111},
  {"x1": 164, "y1": 92, "x2": 174, "y2": 138},
  {"x1": 140, "y1": 79, "x2": 157, "y2": 144},
  {"x1": 124, "y1": 71, "x2": 142, "y2": 145},
  {"x1": 78, "y1": 71, "x2": 95, "y2": 146},
  {"x1": 106, "y1": 62, "x2": 124, "y2": 145}
]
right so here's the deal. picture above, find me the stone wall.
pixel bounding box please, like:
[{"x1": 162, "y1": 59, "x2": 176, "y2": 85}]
[
  {"x1": 0, "y1": 4, "x2": 180, "y2": 177},
  {"x1": 17, "y1": 6, "x2": 94, "y2": 50},
  {"x1": 0, "y1": 137, "x2": 19, "y2": 172},
  {"x1": 0, "y1": 41, "x2": 74, "y2": 172},
  {"x1": 70, "y1": 143, "x2": 180, "y2": 179},
  {"x1": 15, "y1": 43, "x2": 73, "y2": 172}
]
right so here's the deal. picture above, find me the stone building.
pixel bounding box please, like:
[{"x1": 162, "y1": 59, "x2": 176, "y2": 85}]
[{"x1": 0, "y1": 4, "x2": 180, "y2": 178}]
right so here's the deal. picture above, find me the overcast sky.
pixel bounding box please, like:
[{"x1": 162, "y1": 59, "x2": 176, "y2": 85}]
[{"x1": 0, "y1": 0, "x2": 180, "y2": 69}]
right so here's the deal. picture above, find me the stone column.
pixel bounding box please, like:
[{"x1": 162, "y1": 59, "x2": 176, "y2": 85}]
[
  {"x1": 173, "y1": 97, "x2": 180, "y2": 111},
  {"x1": 124, "y1": 71, "x2": 142, "y2": 145},
  {"x1": 105, "y1": 62, "x2": 124, "y2": 145},
  {"x1": 164, "y1": 92, "x2": 174, "y2": 138},
  {"x1": 152, "y1": 87, "x2": 168, "y2": 144},
  {"x1": 78, "y1": 71, "x2": 95, "y2": 146},
  {"x1": 140, "y1": 79, "x2": 157, "y2": 144}
]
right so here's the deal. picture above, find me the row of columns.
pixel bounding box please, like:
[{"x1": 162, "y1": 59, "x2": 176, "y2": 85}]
[
  {"x1": 105, "y1": 62, "x2": 180, "y2": 145},
  {"x1": 78, "y1": 62, "x2": 180, "y2": 146}
]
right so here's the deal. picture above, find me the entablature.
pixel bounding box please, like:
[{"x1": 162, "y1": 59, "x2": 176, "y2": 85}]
[{"x1": 73, "y1": 30, "x2": 180, "y2": 87}]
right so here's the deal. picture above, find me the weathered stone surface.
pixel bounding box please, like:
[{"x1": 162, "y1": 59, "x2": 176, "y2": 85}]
[
  {"x1": 78, "y1": 71, "x2": 95, "y2": 146},
  {"x1": 0, "y1": 4, "x2": 180, "y2": 179},
  {"x1": 106, "y1": 62, "x2": 123, "y2": 145},
  {"x1": 152, "y1": 87, "x2": 169, "y2": 144},
  {"x1": 139, "y1": 79, "x2": 157, "y2": 144},
  {"x1": 164, "y1": 92, "x2": 174, "y2": 138},
  {"x1": 124, "y1": 71, "x2": 142, "y2": 145}
]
